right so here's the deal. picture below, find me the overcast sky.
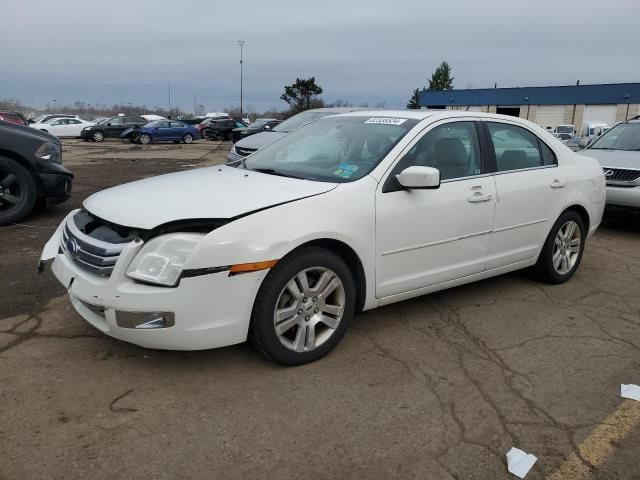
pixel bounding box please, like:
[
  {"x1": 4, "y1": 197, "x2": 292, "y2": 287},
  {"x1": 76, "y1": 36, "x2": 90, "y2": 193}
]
[{"x1": 2, "y1": 0, "x2": 639, "y2": 113}]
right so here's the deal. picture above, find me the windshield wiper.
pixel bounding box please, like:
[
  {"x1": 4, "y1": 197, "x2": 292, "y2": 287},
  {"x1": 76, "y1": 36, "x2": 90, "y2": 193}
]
[{"x1": 249, "y1": 168, "x2": 305, "y2": 179}]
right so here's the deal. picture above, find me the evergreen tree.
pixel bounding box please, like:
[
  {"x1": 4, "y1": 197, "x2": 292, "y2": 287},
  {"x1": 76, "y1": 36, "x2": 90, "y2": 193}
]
[
  {"x1": 280, "y1": 77, "x2": 324, "y2": 113},
  {"x1": 406, "y1": 88, "x2": 421, "y2": 109},
  {"x1": 428, "y1": 61, "x2": 454, "y2": 91}
]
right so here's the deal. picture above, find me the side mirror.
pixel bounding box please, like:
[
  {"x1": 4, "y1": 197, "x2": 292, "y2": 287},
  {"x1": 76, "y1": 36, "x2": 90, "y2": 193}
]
[
  {"x1": 106, "y1": 122, "x2": 112, "y2": 126},
  {"x1": 396, "y1": 166, "x2": 440, "y2": 189},
  {"x1": 577, "y1": 138, "x2": 590, "y2": 148},
  {"x1": 264, "y1": 125, "x2": 271, "y2": 130}
]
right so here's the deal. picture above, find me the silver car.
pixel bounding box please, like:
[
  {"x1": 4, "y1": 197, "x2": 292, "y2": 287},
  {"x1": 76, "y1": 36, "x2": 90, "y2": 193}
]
[
  {"x1": 580, "y1": 119, "x2": 640, "y2": 208},
  {"x1": 226, "y1": 107, "x2": 367, "y2": 165}
]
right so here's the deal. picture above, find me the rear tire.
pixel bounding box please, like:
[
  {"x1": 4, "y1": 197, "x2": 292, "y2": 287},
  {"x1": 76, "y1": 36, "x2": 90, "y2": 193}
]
[
  {"x1": 0, "y1": 157, "x2": 38, "y2": 226},
  {"x1": 182, "y1": 133, "x2": 193, "y2": 144},
  {"x1": 534, "y1": 210, "x2": 586, "y2": 284},
  {"x1": 249, "y1": 246, "x2": 356, "y2": 365}
]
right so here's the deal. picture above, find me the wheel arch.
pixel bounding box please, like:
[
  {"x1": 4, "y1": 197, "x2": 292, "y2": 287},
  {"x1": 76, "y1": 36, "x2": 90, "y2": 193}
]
[
  {"x1": 562, "y1": 204, "x2": 590, "y2": 233},
  {"x1": 0, "y1": 150, "x2": 44, "y2": 196},
  {"x1": 285, "y1": 238, "x2": 367, "y2": 312}
]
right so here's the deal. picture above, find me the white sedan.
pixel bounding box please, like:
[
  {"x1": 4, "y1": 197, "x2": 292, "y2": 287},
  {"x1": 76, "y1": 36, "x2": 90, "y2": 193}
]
[
  {"x1": 39, "y1": 111, "x2": 605, "y2": 365},
  {"x1": 30, "y1": 117, "x2": 94, "y2": 138}
]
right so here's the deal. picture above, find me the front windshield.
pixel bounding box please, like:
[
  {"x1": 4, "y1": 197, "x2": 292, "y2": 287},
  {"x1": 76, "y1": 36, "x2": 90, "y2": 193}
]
[
  {"x1": 244, "y1": 116, "x2": 418, "y2": 183},
  {"x1": 589, "y1": 122, "x2": 640, "y2": 151},
  {"x1": 32, "y1": 115, "x2": 46, "y2": 123},
  {"x1": 272, "y1": 111, "x2": 331, "y2": 133}
]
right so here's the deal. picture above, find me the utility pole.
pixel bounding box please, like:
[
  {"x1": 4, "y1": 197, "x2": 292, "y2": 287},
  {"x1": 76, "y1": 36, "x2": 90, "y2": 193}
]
[
  {"x1": 168, "y1": 80, "x2": 172, "y2": 118},
  {"x1": 238, "y1": 40, "x2": 246, "y2": 118},
  {"x1": 193, "y1": 95, "x2": 197, "y2": 116}
]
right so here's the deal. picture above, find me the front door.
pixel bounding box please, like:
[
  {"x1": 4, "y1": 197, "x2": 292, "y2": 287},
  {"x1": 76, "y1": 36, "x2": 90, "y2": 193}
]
[{"x1": 375, "y1": 120, "x2": 496, "y2": 298}]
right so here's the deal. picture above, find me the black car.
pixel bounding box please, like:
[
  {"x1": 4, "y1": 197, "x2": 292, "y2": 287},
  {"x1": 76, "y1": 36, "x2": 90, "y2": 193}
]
[
  {"x1": 80, "y1": 116, "x2": 147, "y2": 142},
  {"x1": 202, "y1": 119, "x2": 247, "y2": 141},
  {"x1": 0, "y1": 120, "x2": 73, "y2": 225},
  {"x1": 231, "y1": 119, "x2": 281, "y2": 143}
]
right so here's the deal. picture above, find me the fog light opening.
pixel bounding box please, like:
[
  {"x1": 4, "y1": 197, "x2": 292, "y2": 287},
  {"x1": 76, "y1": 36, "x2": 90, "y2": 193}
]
[{"x1": 115, "y1": 311, "x2": 175, "y2": 329}]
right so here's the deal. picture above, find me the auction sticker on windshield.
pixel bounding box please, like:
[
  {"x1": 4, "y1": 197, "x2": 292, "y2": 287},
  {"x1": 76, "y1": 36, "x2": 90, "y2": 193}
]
[{"x1": 364, "y1": 118, "x2": 407, "y2": 125}]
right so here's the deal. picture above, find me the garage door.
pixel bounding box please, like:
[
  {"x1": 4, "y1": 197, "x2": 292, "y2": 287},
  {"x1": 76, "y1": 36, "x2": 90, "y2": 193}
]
[
  {"x1": 583, "y1": 105, "x2": 617, "y2": 127},
  {"x1": 535, "y1": 105, "x2": 565, "y2": 130},
  {"x1": 466, "y1": 106, "x2": 483, "y2": 112}
]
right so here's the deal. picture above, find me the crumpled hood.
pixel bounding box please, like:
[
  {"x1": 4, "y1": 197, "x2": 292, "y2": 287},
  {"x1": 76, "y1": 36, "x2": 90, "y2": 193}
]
[
  {"x1": 579, "y1": 149, "x2": 640, "y2": 169},
  {"x1": 233, "y1": 131, "x2": 286, "y2": 150},
  {"x1": 83, "y1": 165, "x2": 337, "y2": 229}
]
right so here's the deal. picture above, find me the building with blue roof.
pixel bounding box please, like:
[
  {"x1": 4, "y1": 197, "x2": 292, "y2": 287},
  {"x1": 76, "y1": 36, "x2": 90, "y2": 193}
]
[{"x1": 418, "y1": 82, "x2": 640, "y2": 135}]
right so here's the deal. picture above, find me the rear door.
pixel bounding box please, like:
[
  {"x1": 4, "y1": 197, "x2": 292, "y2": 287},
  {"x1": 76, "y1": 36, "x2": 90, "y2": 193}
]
[{"x1": 483, "y1": 121, "x2": 564, "y2": 269}]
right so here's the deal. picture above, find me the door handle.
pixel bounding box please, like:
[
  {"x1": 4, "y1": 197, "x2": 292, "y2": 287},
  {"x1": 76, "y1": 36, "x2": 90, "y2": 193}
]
[
  {"x1": 550, "y1": 179, "x2": 566, "y2": 189},
  {"x1": 468, "y1": 192, "x2": 492, "y2": 203}
]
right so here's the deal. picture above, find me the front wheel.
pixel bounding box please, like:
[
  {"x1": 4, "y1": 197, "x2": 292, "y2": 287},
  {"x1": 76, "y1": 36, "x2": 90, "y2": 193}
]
[
  {"x1": 182, "y1": 133, "x2": 193, "y2": 144},
  {"x1": 138, "y1": 133, "x2": 151, "y2": 145},
  {"x1": 92, "y1": 131, "x2": 104, "y2": 142},
  {"x1": 0, "y1": 157, "x2": 38, "y2": 226},
  {"x1": 249, "y1": 246, "x2": 356, "y2": 365},
  {"x1": 534, "y1": 211, "x2": 586, "y2": 284}
]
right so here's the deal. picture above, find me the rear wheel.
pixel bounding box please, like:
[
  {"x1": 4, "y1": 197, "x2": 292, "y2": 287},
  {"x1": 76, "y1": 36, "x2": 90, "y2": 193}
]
[
  {"x1": 0, "y1": 157, "x2": 37, "y2": 226},
  {"x1": 182, "y1": 133, "x2": 193, "y2": 144},
  {"x1": 138, "y1": 133, "x2": 151, "y2": 145},
  {"x1": 91, "y1": 131, "x2": 104, "y2": 142},
  {"x1": 534, "y1": 210, "x2": 586, "y2": 284},
  {"x1": 250, "y1": 246, "x2": 355, "y2": 365}
]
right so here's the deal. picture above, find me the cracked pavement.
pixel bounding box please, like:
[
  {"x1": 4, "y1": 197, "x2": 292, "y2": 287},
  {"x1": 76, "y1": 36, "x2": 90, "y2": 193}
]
[{"x1": 1, "y1": 139, "x2": 639, "y2": 479}]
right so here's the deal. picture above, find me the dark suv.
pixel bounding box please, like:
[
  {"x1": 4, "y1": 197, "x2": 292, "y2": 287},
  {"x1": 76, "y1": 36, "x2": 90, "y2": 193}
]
[
  {"x1": 202, "y1": 119, "x2": 247, "y2": 141},
  {"x1": 80, "y1": 116, "x2": 147, "y2": 142},
  {"x1": 0, "y1": 121, "x2": 73, "y2": 225}
]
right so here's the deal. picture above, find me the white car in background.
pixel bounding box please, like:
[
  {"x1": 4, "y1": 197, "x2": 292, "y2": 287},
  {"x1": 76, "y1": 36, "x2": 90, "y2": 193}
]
[
  {"x1": 30, "y1": 117, "x2": 94, "y2": 138},
  {"x1": 39, "y1": 111, "x2": 605, "y2": 365}
]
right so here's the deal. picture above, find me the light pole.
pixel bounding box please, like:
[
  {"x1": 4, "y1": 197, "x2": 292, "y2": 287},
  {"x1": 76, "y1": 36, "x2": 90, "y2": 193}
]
[
  {"x1": 168, "y1": 80, "x2": 172, "y2": 118},
  {"x1": 238, "y1": 40, "x2": 246, "y2": 119},
  {"x1": 128, "y1": 102, "x2": 132, "y2": 115},
  {"x1": 52, "y1": 99, "x2": 56, "y2": 112}
]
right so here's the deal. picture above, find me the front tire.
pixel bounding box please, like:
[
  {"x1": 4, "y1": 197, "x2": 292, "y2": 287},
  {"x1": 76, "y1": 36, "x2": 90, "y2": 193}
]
[
  {"x1": 249, "y1": 246, "x2": 356, "y2": 365},
  {"x1": 0, "y1": 157, "x2": 38, "y2": 226},
  {"x1": 534, "y1": 210, "x2": 586, "y2": 284},
  {"x1": 138, "y1": 133, "x2": 151, "y2": 145},
  {"x1": 92, "y1": 131, "x2": 104, "y2": 142}
]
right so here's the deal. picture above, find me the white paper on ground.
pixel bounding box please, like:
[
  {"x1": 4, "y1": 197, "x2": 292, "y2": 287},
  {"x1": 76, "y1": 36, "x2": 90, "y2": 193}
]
[
  {"x1": 621, "y1": 384, "x2": 640, "y2": 401},
  {"x1": 506, "y1": 447, "x2": 537, "y2": 478}
]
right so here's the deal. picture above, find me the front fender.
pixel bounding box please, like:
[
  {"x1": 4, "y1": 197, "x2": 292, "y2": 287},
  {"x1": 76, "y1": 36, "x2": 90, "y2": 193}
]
[{"x1": 186, "y1": 177, "x2": 378, "y2": 308}]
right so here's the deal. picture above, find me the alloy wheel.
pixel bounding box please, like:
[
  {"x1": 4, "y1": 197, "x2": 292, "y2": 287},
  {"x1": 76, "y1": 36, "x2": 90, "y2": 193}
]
[
  {"x1": 552, "y1": 220, "x2": 581, "y2": 275},
  {"x1": 183, "y1": 134, "x2": 193, "y2": 144},
  {"x1": 273, "y1": 267, "x2": 345, "y2": 352},
  {"x1": 0, "y1": 171, "x2": 22, "y2": 212}
]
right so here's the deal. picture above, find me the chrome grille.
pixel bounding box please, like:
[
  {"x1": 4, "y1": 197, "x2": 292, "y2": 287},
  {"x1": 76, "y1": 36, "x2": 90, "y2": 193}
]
[
  {"x1": 234, "y1": 146, "x2": 257, "y2": 157},
  {"x1": 61, "y1": 216, "x2": 129, "y2": 276},
  {"x1": 603, "y1": 167, "x2": 640, "y2": 183}
]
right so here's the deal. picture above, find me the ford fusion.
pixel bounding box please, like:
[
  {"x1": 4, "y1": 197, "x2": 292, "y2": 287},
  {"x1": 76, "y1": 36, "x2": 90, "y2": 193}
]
[{"x1": 40, "y1": 111, "x2": 605, "y2": 365}]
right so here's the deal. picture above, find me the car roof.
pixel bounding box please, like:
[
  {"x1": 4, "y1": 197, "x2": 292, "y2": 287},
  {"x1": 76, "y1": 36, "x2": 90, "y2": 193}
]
[{"x1": 335, "y1": 109, "x2": 544, "y2": 123}]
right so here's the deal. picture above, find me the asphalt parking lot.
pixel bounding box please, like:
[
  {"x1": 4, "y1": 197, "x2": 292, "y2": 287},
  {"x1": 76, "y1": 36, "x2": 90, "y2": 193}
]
[{"x1": 1, "y1": 139, "x2": 639, "y2": 479}]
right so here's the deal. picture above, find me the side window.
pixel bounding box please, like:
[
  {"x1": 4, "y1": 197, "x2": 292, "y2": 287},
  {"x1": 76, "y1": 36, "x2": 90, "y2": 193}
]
[
  {"x1": 51, "y1": 119, "x2": 64, "y2": 126},
  {"x1": 539, "y1": 141, "x2": 557, "y2": 166},
  {"x1": 171, "y1": 121, "x2": 185, "y2": 128},
  {"x1": 235, "y1": 121, "x2": 245, "y2": 128},
  {"x1": 487, "y1": 122, "x2": 551, "y2": 171},
  {"x1": 394, "y1": 121, "x2": 482, "y2": 181},
  {"x1": 68, "y1": 119, "x2": 81, "y2": 125},
  {"x1": 156, "y1": 121, "x2": 170, "y2": 128},
  {"x1": 109, "y1": 117, "x2": 124, "y2": 125}
]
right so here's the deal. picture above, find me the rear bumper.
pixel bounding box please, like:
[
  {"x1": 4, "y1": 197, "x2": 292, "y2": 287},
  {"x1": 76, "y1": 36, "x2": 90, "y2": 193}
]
[{"x1": 606, "y1": 186, "x2": 640, "y2": 208}]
